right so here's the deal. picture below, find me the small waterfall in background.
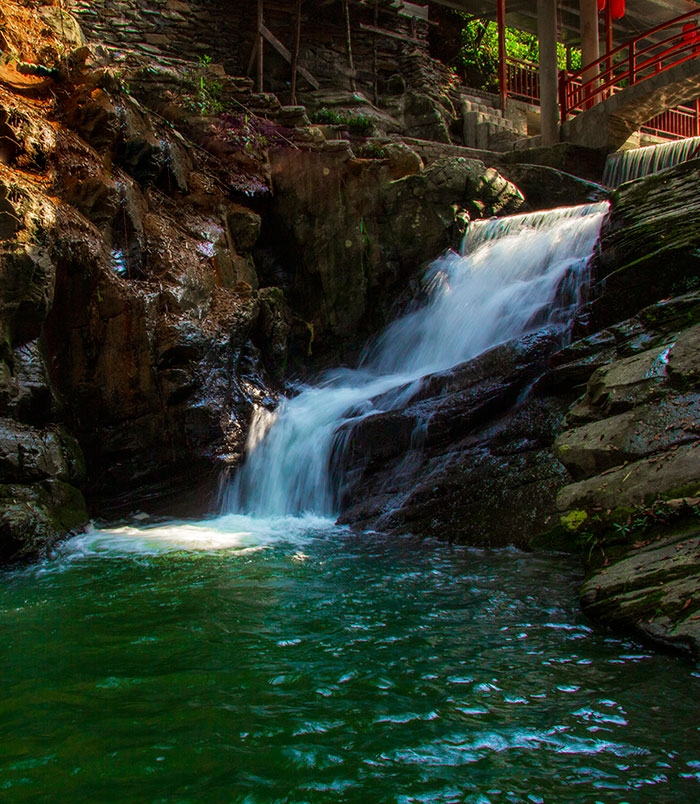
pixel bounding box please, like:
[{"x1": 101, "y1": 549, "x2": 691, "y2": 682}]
[
  {"x1": 603, "y1": 136, "x2": 700, "y2": 188},
  {"x1": 221, "y1": 201, "x2": 610, "y2": 518}
]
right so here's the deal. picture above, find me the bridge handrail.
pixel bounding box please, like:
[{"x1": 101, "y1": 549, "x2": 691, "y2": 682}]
[{"x1": 559, "y1": 9, "x2": 700, "y2": 121}]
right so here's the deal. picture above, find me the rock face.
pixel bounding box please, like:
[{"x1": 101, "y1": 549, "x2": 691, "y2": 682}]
[
  {"x1": 0, "y1": 4, "x2": 90, "y2": 561},
  {"x1": 547, "y1": 298, "x2": 700, "y2": 656},
  {"x1": 0, "y1": 1, "x2": 284, "y2": 556},
  {"x1": 337, "y1": 330, "x2": 571, "y2": 548},
  {"x1": 589, "y1": 158, "x2": 700, "y2": 328},
  {"x1": 269, "y1": 145, "x2": 524, "y2": 367},
  {"x1": 580, "y1": 524, "x2": 700, "y2": 656},
  {"x1": 39, "y1": 71, "x2": 285, "y2": 511},
  {"x1": 539, "y1": 164, "x2": 700, "y2": 656}
]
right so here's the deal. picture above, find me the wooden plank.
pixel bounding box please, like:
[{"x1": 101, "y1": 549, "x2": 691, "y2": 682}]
[
  {"x1": 246, "y1": 35, "x2": 259, "y2": 78},
  {"x1": 393, "y1": 1, "x2": 429, "y2": 21},
  {"x1": 343, "y1": 0, "x2": 357, "y2": 92},
  {"x1": 260, "y1": 22, "x2": 320, "y2": 89},
  {"x1": 257, "y1": 0, "x2": 264, "y2": 93},
  {"x1": 290, "y1": 0, "x2": 302, "y2": 103},
  {"x1": 359, "y1": 22, "x2": 421, "y2": 44}
]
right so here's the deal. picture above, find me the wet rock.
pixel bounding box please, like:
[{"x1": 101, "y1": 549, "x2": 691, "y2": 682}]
[
  {"x1": 62, "y1": 84, "x2": 124, "y2": 156},
  {"x1": 667, "y1": 322, "x2": 700, "y2": 390},
  {"x1": 565, "y1": 343, "x2": 674, "y2": 423},
  {"x1": 497, "y1": 143, "x2": 608, "y2": 184},
  {"x1": 555, "y1": 396, "x2": 700, "y2": 481},
  {"x1": 0, "y1": 479, "x2": 87, "y2": 563},
  {"x1": 401, "y1": 91, "x2": 451, "y2": 144},
  {"x1": 53, "y1": 131, "x2": 122, "y2": 230},
  {"x1": 590, "y1": 160, "x2": 700, "y2": 328},
  {"x1": 497, "y1": 163, "x2": 607, "y2": 210},
  {"x1": 558, "y1": 442, "x2": 700, "y2": 513},
  {"x1": 580, "y1": 523, "x2": 700, "y2": 658},
  {"x1": 0, "y1": 341, "x2": 54, "y2": 423},
  {"x1": 380, "y1": 141, "x2": 423, "y2": 180},
  {"x1": 0, "y1": 95, "x2": 55, "y2": 170},
  {"x1": 542, "y1": 266, "x2": 700, "y2": 654},
  {"x1": 254, "y1": 287, "x2": 291, "y2": 379},
  {"x1": 269, "y1": 147, "x2": 524, "y2": 366},
  {"x1": 0, "y1": 242, "x2": 56, "y2": 346},
  {"x1": 553, "y1": 308, "x2": 700, "y2": 527},
  {"x1": 226, "y1": 203, "x2": 262, "y2": 253},
  {"x1": 0, "y1": 418, "x2": 85, "y2": 484},
  {"x1": 338, "y1": 331, "x2": 569, "y2": 546},
  {"x1": 120, "y1": 100, "x2": 167, "y2": 186}
]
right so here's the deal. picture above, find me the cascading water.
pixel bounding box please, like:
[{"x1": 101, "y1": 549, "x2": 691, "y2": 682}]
[
  {"x1": 602, "y1": 135, "x2": 700, "y2": 188},
  {"x1": 221, "y1": 202, "x2": 609, "y2": 518}
]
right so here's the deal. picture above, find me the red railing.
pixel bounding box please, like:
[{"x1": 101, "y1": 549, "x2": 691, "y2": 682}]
[
  {"x1": 559, "y1": 10, "x2": 700, "y2": 124},
  {"x1": 642, "y1": 99, "x2": 700, "y2": 138},
  {"x1": 506, "y1": 57, "x2": 539, "y2": 103}
]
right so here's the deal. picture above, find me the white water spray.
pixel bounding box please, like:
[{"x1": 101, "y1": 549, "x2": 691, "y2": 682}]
[{"x1": 221, "y1": 203, "x2": 609, "y2": 517}]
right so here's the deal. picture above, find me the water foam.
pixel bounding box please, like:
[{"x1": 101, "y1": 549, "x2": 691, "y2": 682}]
[{"x1": 58, "y1": 513, "x2": 340, "y2": 558}]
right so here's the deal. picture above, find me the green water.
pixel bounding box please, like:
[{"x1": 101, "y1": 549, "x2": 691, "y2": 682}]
[{"x1": 1, "y1": 514, "x2": 699, "y2": 803}]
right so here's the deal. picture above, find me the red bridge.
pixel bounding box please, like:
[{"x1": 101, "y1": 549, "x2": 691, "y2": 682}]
[{"x1": 559, "y1": 9, "x2": 700, "y2": 147}]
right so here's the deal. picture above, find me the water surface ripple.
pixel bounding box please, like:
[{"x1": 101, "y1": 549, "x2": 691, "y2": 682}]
[{"x1": 1, "y1": 519, "x2": 699, "y2": 803}]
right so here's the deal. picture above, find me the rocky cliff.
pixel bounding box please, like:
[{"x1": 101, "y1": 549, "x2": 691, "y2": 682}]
[{"x1": 0, "y1": 1, "x2": 275, "y2": 556}]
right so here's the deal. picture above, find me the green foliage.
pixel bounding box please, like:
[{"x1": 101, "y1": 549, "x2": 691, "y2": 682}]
[
  {"x1": 310, "y1": 108, "x2": 374, "y2": 135},
  {"x1": 671, "y1": 272, "x2": 700, "y2": 295},
  {"x1": 577, "y1": 498, "x2": 700, "y2": 562},
  {"x1": 185, "y1": 55, "x2": 224, "y2": 115},
  {"x1": 359, "y1": 217, "x2": 372, "y2": 249},
  {"x1": 458, "y1": 19, "x2": 581, "y2": 93}
]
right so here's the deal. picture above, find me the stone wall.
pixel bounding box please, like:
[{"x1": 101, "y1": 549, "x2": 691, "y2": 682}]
[{"x1": 69, "y1": 0, "x2": 430, "y2": 99}]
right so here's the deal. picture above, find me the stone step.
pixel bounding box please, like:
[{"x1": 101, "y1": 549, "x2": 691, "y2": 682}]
[
  {"x1": 463, "y1": 108, "x2": 521, "y2": 150},
  {"x1": 461, "y1": 98, "x2": 504, "y2": 118},
  {"x1": 512, "y1": 134, "x2": 542, "y2": 150},
  {"x1": 475, "y1": 121, "x2": 523, "y2": 151}
]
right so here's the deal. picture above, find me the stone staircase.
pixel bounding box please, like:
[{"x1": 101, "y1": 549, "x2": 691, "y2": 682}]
[{"x1": 457, "y1": 92, "x2": 540, "y2": 152}]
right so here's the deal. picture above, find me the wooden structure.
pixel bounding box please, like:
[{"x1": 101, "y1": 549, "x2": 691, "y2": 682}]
[
  {"x1": 249, "y1": 0, "x2": 320, "y2": 95},
  {"x1": 248, "y1": 0, "x2": 432, "y2": 100}
]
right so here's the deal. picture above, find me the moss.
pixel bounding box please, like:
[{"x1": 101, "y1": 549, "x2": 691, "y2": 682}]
[
  {"x1": 560, "y1": 509, "x2": 588, "y2": 531},
  {"x1": 639, "y1": 293, "x2": 700, "y2": 331},
  {"x1": 310, "y1": 108, "x2": 375, "y2": 135},
  {"x1": 662, "y1": 483, "x2": 700, "y2": 500},
  {"x1": 42, "y1": 480, "x2": 88, "y2": 532}
]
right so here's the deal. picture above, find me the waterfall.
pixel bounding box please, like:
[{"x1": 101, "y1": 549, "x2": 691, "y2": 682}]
[
  {"x1": 603, "y1": 136, "x2": 700, "y2": 188},
  {"x1": 221, "y1": 202, "x2": 609, "y2": 518}
]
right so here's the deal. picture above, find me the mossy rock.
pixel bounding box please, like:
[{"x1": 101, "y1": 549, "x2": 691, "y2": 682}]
[
  {"x1": 580, "y1": 516, "x2": 700, "y2": 658},
  {"x1": 0, "y1": 480, "x2": 88, "y2": 563}
]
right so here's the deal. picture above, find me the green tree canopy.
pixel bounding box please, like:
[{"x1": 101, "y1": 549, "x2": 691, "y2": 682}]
[{"x1": 459, "y1": 19, "x2": 581, "y2": 93}]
